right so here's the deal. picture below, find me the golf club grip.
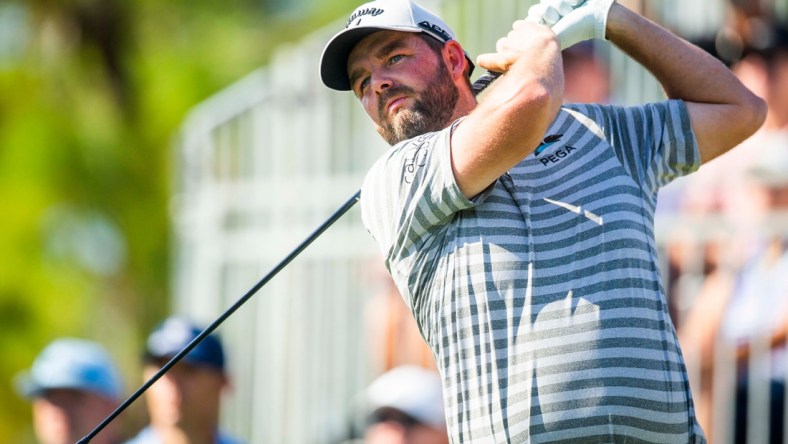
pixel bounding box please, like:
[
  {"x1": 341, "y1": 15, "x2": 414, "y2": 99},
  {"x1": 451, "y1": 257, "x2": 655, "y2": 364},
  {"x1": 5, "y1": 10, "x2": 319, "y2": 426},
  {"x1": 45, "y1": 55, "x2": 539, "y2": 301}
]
[{"x1": 471, "y1": 71, "x2": 502, "y2": 96}]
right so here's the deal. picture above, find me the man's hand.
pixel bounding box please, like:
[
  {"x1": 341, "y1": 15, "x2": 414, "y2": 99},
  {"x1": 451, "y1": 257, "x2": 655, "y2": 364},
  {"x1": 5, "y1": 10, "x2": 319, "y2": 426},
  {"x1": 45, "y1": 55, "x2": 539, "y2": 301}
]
[
  {"x1": 456, "y1": 20, "x2": 563, "y2": 198},
  {"x1": 527, "y1": 0, "x2": 615, "y2": 50}
]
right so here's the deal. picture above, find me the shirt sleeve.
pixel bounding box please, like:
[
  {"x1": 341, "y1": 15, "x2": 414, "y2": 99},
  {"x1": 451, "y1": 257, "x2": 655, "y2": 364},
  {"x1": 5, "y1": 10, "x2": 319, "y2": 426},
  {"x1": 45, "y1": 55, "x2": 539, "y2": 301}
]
[
  {"x1": 569, "y1": 99, "x2": 700, "y2": 194},
  {"x1": 360, "y1": 122, "x2": 478, "y2": 274}
]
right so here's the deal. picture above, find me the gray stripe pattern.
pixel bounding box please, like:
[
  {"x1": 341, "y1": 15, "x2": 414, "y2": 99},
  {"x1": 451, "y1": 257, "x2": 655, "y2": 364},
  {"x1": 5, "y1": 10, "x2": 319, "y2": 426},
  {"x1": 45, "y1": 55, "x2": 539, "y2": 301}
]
[{"x1": 360, "y1": 100, "x2": 705, "y2": 443}]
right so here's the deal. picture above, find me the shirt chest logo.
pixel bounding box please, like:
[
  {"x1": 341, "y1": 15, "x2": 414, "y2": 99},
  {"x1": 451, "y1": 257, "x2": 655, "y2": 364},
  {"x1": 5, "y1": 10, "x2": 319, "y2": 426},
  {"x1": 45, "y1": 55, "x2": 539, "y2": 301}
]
[
  {"x1": 403, "y1": 136, "x2": 431, "y2": 184},
  {"x1": 534, "y1": 134, "x2": 578, "y2": 166}
]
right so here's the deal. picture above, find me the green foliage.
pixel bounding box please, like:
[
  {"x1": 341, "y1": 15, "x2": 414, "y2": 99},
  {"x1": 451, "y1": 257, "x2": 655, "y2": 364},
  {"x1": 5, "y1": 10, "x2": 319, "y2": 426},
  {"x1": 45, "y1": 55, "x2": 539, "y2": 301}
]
[{"x1": 0, "y1": 0, "x2": 359, "y2": 440}]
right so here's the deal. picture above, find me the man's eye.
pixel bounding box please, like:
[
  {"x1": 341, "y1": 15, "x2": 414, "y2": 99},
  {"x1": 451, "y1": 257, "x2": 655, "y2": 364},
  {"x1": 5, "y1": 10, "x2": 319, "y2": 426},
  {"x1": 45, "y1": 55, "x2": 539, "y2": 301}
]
[
  {"x1": 358, "y1": 77, "x2": 370, "y2": 95},
  {"x1": 389, "y1": 54, "x2": 404, "y2": 64}
]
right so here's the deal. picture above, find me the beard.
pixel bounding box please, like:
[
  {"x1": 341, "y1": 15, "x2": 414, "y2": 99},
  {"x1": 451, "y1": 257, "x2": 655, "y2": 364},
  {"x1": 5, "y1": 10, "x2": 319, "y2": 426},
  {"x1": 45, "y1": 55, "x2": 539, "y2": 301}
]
[{"x1": 377, "y1": 58, "x2": 460, "y2": 146}]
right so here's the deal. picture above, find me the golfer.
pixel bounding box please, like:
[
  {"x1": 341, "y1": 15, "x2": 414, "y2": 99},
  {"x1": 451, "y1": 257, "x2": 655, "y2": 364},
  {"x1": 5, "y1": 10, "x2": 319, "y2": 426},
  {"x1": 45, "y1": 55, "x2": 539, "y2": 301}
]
[{"x1": 320, "y1": 0, "x2": 765, "y2": 441}]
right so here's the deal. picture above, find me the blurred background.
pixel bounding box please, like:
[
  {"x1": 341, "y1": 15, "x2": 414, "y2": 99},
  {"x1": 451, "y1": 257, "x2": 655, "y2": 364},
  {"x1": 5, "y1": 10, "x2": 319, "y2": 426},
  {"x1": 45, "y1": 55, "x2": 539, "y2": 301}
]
[
  {"x1": 0, "y1": 0, "x2": 359, "y2": 441},
  {"x1": 2, "y1": 0, "x2": 787, "y2": 443}
]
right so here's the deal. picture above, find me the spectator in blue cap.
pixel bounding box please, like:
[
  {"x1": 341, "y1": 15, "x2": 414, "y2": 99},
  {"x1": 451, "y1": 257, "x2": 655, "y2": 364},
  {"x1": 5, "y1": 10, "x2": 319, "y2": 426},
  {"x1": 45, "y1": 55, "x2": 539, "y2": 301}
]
[
  {"x1": 125, "y1": 316, "x2": 242, "y2": 444},
  {"x1": 15, "y1": 337, "x2": 124, "y2": 444}
]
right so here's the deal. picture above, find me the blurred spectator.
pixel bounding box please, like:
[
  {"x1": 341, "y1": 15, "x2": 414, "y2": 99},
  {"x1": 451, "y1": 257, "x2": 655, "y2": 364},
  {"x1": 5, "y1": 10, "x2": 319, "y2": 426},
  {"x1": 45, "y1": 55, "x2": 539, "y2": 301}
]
[
  {"x1": 724, "y1": 22, "x2": 788, "y2": 131},
  {"x1": 658, "y1": 20, "x2": 788, "y2": 324},
  {"x1": 365, "y1": 279, "x2": 437, "y2": 372},
  {"x1": 362, "y1": 366, "x2": 449, "y2": 444},
  {"x1": 702, "y1": 0, "x2": 788, "y2": 131},
  {"x1": 14, "y1": 338, "x2": 124, "y2": 444},
  {"x1": 661, "y1": 23, "x2": 788, "y2": 211},
  {"x1": 678, "y1": 146, "x2": 788, "y2": 442},
  {"x1": 125, "y1": 316, "x2": 242, "y2": 444},
  {"x1": 720, "y1": 150, "x2": 788, "y2": 444},
  {"x1": 657, "y1": 5, "x2": 788, "y2": 440},
  {"x1": 561, "y1": 41, "x2": 611, "y2": 104}
]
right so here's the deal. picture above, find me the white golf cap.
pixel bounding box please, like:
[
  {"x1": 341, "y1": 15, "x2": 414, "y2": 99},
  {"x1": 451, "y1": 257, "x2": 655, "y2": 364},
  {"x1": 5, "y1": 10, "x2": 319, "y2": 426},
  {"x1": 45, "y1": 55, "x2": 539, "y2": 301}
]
[
  {"x1": 364, "y1": 365, "x2": 446, "y2": 429},
  {"x1": 319, "y1": 0, "x2": 474, "y2": 91}
]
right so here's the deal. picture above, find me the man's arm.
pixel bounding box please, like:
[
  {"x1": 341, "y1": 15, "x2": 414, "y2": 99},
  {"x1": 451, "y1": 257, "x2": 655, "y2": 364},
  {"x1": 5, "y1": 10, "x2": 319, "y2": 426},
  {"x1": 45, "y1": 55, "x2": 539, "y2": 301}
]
[
  {"x1": 451, "y1": 22, "x2": 565, "y2": 198},
  {"x1": 605, "y1": 4, "x2": 767, "y2": 163}
]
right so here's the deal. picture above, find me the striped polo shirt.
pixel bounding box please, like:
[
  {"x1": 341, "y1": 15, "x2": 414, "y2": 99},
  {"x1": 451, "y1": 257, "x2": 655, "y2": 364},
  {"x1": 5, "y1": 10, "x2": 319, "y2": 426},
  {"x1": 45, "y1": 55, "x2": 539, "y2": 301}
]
[{"x1": 360, "y1": 100, "x2": 706, "y2": 443}]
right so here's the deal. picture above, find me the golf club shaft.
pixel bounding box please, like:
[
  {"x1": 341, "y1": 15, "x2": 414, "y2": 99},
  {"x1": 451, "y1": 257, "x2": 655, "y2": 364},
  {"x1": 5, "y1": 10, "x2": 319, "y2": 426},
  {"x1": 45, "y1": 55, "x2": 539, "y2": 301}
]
[
  {"x1": 78, "y1": 191, "x2": 361, "y2": 443},
  {"x1": 79, "y1": 70, "x2": 501, "y2": 443}
]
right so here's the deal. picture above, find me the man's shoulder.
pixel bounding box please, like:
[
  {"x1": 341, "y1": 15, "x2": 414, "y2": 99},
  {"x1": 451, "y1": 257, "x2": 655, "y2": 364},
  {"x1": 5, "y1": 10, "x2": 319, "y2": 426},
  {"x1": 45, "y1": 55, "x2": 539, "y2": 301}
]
[
  {"x1": 562, "y1": 100, "x2": 684, "y2": 116},
  {"x1": 363, "y1": 128, "x2": 449, "y2": 187}
]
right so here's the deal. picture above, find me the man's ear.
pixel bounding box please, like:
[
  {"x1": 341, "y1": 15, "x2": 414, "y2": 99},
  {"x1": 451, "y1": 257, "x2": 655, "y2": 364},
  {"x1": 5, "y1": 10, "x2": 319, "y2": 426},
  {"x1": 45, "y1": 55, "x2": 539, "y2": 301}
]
[{"x1": 443, "y1": 40, "x2": 469, "y2": 80}]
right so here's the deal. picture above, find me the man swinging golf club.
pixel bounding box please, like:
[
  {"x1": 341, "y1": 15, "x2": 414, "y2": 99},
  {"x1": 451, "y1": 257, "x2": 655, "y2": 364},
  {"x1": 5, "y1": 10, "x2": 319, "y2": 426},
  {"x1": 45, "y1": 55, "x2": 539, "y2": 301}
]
[{"x1": 320, "y1": 0, "x2": 766, "y2": 441}]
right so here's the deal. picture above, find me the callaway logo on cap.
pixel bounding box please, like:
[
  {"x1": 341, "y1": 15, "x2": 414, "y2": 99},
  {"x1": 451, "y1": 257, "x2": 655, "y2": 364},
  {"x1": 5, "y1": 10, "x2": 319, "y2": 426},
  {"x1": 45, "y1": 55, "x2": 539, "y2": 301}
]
[{"x1": 319, "y1": 0, "x2": 474, "y2": 91}]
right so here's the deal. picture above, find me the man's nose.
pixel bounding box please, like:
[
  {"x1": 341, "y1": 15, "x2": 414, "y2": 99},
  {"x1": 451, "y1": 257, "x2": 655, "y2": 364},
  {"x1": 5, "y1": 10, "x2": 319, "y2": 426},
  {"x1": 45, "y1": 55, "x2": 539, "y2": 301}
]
[{"x1": 370, "y1": 72, "x2": 393, "y2": 94}]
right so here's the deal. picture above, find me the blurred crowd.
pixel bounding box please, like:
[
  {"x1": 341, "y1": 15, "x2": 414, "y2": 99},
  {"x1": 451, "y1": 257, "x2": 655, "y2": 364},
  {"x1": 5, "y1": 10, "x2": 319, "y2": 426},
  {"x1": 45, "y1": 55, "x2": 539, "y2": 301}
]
[
  {"x1": 657, "y1": 1, "x2": 788, "y2": 442},
  {"x1": 14, "y1": 317, "x2": 242, "y2": 444},
  {"x1": 14, "y1": 316, "x2": 450, "y2": 444}
]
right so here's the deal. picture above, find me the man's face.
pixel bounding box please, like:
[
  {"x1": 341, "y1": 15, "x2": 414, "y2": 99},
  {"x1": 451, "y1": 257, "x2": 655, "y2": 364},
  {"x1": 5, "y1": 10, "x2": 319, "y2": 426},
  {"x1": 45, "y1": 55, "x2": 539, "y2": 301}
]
[
  {"x1": 143, "y1": 359, "x2": 226, "y2": 431},
  {"x1": 31, "y1": 388, "x2": 117, "y2": 444},
  {"x1": 347, "y1": 31, "x2": 459, "y2": 145},
  {"x1": 364, "y1": 409, "x2": 450, "y2": 444}
]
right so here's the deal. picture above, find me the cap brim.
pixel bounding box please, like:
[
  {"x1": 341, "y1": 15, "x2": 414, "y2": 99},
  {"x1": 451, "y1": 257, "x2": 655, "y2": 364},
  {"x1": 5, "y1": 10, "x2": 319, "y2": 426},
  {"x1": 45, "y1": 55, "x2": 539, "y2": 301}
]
[
  {"x1": 320, "y1": 27, "x2": 476, "y2": 92},
  {"x1": 144, "y1": 351, "x2": 224, "y2": 372},
  {"x1": 320, "y1": 26, "x2": 423, "y2": 91},
  {"x1": 13, "y1": 371, "x2": 108, "y2": 400},
  {"x1": 14, "y1": 372, "x2": 42, "y2": 399}
]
